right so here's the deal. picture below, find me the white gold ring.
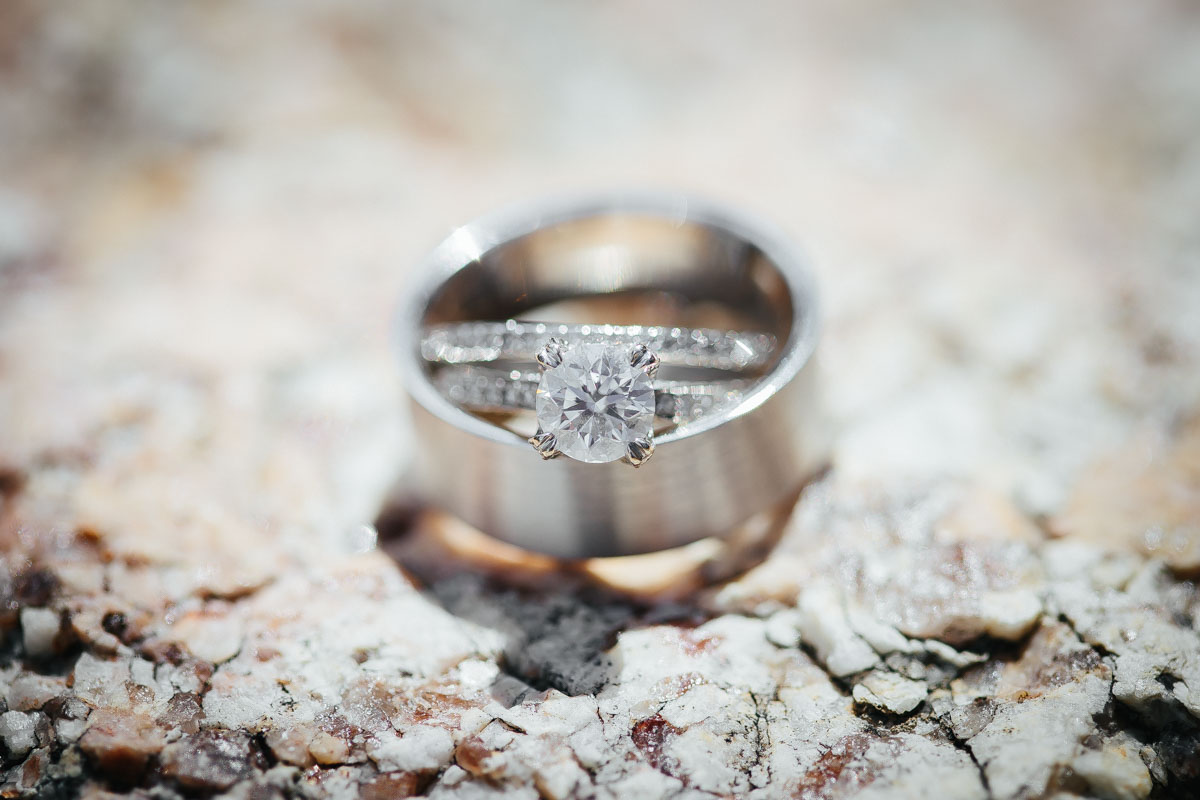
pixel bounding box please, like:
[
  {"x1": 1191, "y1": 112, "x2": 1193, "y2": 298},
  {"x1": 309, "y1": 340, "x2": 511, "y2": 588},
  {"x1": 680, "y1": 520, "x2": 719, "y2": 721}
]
[{"x1": 396, "y1": 194, "x2": 825, "y2": 557}]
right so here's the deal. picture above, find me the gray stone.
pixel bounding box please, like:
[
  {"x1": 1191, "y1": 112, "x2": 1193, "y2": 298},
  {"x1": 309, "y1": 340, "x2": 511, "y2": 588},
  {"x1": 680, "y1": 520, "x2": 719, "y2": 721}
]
[
  {"x1": 0, "y1": 3, "x2": 1199, "y2": 798},
  {"x1": 18, "y1": 608, "x2": 60, "y2": 659},
  {"x1": 160, "y1": 731, "x2": 259, "y2": 792},
  {"x1": 852, "y1": 669, "x2": 929, "y2": 715}
]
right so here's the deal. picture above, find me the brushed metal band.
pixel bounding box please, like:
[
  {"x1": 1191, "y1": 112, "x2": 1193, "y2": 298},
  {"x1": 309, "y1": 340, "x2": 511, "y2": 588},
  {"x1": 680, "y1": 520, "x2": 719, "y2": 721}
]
[{"x1": 395, "y1": 194, "x2": 824, "y2": 558}]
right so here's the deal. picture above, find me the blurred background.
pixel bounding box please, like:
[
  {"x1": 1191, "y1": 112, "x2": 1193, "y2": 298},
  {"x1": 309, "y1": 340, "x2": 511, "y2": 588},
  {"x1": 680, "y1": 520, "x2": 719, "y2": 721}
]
[{"x1": 1, "y1": 1, "x2": 1198, "y2": 541}]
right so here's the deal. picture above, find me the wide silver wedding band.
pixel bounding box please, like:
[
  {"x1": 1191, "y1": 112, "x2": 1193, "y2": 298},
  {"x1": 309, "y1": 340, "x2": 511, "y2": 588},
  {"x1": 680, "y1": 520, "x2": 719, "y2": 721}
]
[{"x1": 396, "y1": 194, "x2": 823, "y2": 558}]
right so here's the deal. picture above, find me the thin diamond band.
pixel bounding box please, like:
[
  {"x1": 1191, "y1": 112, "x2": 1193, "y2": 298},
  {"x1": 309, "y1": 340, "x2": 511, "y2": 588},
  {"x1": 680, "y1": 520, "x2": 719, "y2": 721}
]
[{"x1": 421, "y1": 321, "x2": 775, "y2": 372}]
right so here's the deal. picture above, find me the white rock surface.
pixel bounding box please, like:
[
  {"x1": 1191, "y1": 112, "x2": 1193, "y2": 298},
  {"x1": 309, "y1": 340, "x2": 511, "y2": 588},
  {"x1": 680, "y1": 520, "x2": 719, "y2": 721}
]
[
  {"x1": 853, "y1": 670, "x2": 929, "y2": 715},
  {"x1": 0, "y1": 2, "x2": 1199, "y2": 799}
]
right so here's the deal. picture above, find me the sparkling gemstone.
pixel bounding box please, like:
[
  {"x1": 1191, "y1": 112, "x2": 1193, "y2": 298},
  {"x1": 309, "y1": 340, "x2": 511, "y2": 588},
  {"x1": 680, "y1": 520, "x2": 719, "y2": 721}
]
[{"x1": 535, "y1": 343, "x2": 655, "y2": 463}]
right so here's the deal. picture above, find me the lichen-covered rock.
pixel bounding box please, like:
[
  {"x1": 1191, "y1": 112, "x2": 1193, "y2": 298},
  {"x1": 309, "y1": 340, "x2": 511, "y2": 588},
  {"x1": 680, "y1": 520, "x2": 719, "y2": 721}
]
[
  {"x1": 18, "y1": 607, "x2": 61, "y2": 659},
  {"x1": 959, "y1": 621, "x2": 1114, "y2": 800},
  {"x1": 1, "y1": 1, "x2": 1199, "y2": 799},
  {"x1": 852, "y1": 669, "x2": 929, "y2": 715},
  {"x1": 709, "y1": 481, "x2": 1046, "y2": 645},
  {"x1": 159, "y1": 731, "x2": 263, "y2": 792},
  {"x1": 0, "y1": 711, "x2": 38, "y2": 761},
  {"x1": 1073, "y1": 732, "x2": 1153, "y2": 800},
  {"x1": 1052, "y1": 418, "x2": 1200, "y2": 575}
]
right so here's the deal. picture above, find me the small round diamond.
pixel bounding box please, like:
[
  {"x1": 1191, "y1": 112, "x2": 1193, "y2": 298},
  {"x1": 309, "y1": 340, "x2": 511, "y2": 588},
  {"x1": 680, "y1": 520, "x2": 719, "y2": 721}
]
[{"x1": 535, "y1": 343, "x2": 655, "y2": 463}]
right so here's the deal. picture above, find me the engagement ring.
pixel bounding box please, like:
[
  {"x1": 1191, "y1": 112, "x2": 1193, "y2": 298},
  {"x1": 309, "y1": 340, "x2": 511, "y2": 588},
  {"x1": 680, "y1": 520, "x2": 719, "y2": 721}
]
[{"x1": 396, "y1": 195, "x2": 823, "y2": 557}]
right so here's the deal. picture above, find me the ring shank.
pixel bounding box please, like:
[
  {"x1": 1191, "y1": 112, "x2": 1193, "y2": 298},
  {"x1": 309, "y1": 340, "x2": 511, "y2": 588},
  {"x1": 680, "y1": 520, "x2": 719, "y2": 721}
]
[{"x1": 397, "y1": 195, "x2": 824, "y2": 558}]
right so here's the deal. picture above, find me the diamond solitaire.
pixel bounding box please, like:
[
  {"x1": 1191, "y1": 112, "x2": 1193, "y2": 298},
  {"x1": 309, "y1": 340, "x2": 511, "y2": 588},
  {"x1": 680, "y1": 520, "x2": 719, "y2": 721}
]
[{"x1": 530, "y1": 340, "x2": 659, "y2": 465}]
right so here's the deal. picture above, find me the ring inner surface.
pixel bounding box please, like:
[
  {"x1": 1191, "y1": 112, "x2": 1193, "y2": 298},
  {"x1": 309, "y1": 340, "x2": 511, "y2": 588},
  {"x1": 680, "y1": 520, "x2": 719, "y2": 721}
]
[
  {"x1": 422, "y1": 214, "x2": 793, "y2": 339},
  {"x1": 420, "y1": 214, "x2": 795, "y2": 435}
]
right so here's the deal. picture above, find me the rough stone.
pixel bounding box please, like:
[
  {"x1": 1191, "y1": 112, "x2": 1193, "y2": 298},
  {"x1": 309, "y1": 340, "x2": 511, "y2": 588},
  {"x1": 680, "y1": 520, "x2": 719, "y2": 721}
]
[
  {"x1": 0, "y1": 711, "x2": 37, "y2": 761},
  {"x1": 1073, "y1": 732, "x2": 1154, "y2": 800},
  {"x1": 6, "y1": 674, "x2": 65, "y2": 712},
  {"x1": 0, "y1": 3, "x2": 1199, "y2": 799},
  {"x1": 159, "y1": 730, "x2": 260, "y2": 792},
  {"x1": 852, "y1": 669, "x2": 929, "y2": 715},
  {"x1": 166, "y1": 606, "x2": 245, "y2": 665},
  {"x1": 1053, "y1": 418, "x2": 1200, "y2": 574},
  {"x1": 18, "y1": 607, "x2": 61, "y2": 659},
  {"x1": 964, "y1": 622, "x2": 1115, "y2": 800}
]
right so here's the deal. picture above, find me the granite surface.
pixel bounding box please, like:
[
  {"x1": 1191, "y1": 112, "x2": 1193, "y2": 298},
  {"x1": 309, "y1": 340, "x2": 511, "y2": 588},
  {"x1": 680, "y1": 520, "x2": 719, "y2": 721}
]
[{"x1": 1, "y1": 2, "x2": 1198, "y2": 798}]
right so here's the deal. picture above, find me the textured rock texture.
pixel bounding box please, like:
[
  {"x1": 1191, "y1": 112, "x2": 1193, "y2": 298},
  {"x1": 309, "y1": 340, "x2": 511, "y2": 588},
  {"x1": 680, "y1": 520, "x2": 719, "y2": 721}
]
[{"x1": 1, "y1": 1, "x2": 1199, "y2": 798}]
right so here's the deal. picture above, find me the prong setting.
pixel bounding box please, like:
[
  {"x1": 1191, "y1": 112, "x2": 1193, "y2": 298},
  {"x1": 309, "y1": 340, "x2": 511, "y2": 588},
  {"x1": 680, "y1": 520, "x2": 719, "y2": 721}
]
[
  {"x1": 629, "y1": 343, "x2": 660, "y2": 379},
  {"x1": 536, "y1": 338, "x2": 566, "y2": 370},
  {"x1": 624, "y1": 436, "x2": 655, "y2": 467},
  {"x1": 533, "y1": 341, "x2": 657, "y2": 464},
  {"x1": 529, "y1": 430, "x2": 561, "y2": 459}
]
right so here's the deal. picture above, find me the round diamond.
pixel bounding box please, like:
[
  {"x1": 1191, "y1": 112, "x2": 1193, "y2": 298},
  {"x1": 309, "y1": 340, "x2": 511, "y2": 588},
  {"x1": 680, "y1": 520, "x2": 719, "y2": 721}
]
[{"x1": 535, "y1": 343, "x2": 655, "y2": 463}]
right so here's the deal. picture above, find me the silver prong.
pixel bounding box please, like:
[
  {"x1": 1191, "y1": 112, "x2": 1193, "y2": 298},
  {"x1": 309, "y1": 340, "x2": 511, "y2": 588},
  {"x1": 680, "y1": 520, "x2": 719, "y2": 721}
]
[
  {"x1": 629, "y1": 343, "x2": 660, "y2": 378},
  {"x1": 536, "y1": 338, "x2": 566, "y2": 370},
  {"x1": 624, "y1": 437, "x2": 655, "y2": 467},
  {"x1": 529, "y1": 430, "x2": 560, "y2": 459}
]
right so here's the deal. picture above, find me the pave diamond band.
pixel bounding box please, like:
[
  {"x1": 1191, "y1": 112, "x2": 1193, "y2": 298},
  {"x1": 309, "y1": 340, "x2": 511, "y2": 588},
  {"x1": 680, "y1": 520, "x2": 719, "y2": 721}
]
[
  {"x1": 433, "y1": 365, "x2": 749, "y2": 422},
  {"x1": 396, "y1": 194, "x2": 824, "y2": 557},
  {"x1": 421, "y1": 321, "x2": 775, "y2": 372}
]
